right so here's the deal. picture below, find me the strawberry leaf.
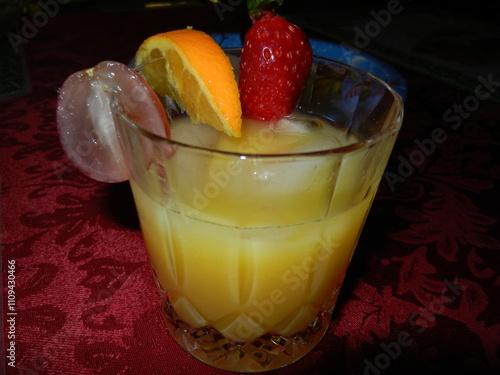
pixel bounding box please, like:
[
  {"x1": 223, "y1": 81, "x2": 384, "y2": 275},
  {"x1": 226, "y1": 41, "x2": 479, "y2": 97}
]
[{"x1": 247, "y1": 0, "x2": 283, "y2": 19}]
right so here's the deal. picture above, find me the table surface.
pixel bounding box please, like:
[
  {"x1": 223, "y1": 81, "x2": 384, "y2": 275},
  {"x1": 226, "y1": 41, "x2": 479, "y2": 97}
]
[{"x1": 1, "y1": 3, "x2": 499, "y2": 375}]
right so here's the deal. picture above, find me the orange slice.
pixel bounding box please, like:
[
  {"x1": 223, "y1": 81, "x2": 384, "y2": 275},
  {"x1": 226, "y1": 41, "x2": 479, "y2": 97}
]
[{"x1": 135, "y1": 29, "x2": 242, "y2": 137}]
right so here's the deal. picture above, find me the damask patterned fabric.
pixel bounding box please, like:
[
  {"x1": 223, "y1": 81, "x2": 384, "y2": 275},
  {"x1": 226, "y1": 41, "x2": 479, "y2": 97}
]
[{"x1": 1, "y1": 6, "x2": 499, "y2": 375}]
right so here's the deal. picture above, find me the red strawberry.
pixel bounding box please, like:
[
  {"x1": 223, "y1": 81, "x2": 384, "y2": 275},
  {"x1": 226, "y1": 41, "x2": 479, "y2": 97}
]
[{"x1": 239, "y1": 4, "x2": 312, "y2": 121}]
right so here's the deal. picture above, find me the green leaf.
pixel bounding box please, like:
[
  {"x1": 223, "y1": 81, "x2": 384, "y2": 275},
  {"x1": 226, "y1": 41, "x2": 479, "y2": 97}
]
[{"x1": 247, "y1": 0, "x2": 283, "y2": 19}]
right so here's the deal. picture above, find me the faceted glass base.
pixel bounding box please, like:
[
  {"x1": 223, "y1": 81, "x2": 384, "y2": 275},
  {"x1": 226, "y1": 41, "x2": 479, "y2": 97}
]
[{"x1": 160, "y1": 296, "x2": 332, "y2": 373}]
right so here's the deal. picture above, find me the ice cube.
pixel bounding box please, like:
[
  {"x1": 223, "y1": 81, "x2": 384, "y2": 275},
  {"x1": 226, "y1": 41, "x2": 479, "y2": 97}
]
[
  {"x1": 273, "y1": 115, "x2": 357, "y2": 153},
  {"x1": 170, "y1": 116, "x2": 220, "y2": 149}
]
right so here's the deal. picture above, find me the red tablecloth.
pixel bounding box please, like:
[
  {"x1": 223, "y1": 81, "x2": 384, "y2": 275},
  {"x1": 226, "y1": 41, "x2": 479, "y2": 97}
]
[{"x1": 1, "y1": 5, "x2": 499, "y2": 375}]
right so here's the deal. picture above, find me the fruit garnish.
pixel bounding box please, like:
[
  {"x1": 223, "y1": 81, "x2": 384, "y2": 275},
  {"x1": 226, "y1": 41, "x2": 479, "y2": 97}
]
[
  {"x1": 57, "y1": 61, "x2": 169, "y2": 183},
  {"x1": 135, "y1": 29, "x2": 242, "y2": 137},
  {"x1": 239, "y1": 0, "x2": 313, "y2": 121}
]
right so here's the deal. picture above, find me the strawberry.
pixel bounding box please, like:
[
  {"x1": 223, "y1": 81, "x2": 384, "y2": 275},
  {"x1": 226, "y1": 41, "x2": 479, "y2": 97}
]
[{"x1": 239, "y1": 0, "x2": 312, "y2": 121}]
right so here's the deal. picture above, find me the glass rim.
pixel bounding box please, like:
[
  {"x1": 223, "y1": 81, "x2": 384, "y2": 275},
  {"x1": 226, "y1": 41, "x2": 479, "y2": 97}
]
[{"x1": 112, "y1": 51, "x2": 403, "y2": 159}]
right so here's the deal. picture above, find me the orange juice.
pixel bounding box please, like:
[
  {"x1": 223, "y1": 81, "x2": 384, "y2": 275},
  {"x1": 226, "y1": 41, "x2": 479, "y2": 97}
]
[{"x1": 128, "y1": 113, "x2": 395, "y2": 345}]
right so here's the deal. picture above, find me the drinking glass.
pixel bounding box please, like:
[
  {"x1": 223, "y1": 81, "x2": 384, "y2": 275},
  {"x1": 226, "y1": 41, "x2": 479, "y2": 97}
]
[{"x1": 111, "y1": 49, "x2": 403, "y2": 372}]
